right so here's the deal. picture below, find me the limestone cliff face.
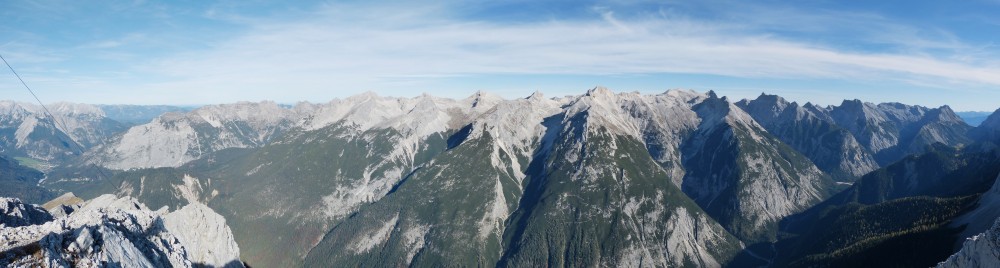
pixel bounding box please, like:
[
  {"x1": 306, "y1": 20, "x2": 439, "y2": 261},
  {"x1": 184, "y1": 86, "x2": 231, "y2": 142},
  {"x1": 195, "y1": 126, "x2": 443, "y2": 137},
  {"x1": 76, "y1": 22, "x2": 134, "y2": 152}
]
[
  {"x1": 937, "y1": 217, "x2": 1000, "y2": 268},
  {"x1": 0, "y1": 101, "x2": 126, "y2": 162},
  {"x1": 0, "y1": 194, "x2": 243, "y2": 267},
  {"x1": 165, "y1": 202, "x2": 243, "y2": 268}
]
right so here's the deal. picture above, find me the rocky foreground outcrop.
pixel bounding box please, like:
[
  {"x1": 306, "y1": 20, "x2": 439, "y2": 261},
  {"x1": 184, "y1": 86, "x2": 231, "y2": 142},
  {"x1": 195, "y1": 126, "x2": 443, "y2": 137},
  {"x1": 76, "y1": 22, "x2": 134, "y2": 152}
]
[
  {"x1": 0, "y1": 194, "x2": 242, "y2": 267},
  {"x1": 937, "y1": 217, "x2": 1000, "y2": 268}
]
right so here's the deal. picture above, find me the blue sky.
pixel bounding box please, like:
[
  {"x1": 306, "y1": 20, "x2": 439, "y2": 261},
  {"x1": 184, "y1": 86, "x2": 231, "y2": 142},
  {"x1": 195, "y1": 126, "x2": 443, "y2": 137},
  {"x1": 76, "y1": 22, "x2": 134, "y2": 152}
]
[{"x1": 2, "y1": 0, "x2": 1000, "y2": 111}]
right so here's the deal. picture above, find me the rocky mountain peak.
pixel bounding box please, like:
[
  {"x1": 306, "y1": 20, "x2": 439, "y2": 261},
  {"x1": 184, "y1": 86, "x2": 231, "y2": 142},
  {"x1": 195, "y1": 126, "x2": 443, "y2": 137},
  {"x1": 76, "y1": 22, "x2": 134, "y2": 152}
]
[
  {"x1": 585, "y1": 86, "x2": 615, "y2": 99},
  {"x1": 411, "y1": 94, "x2": 441, "y2": 110},
  {"x1": 350, "y1": 90, "x2": 381, "y2": 101},
  {"x1": 0, "y1": 198, "x2": 53, "y2": 228},
  {"x1": 922, "y1": 105, "x2": 965, "y2": 123},
  {"x1": 834, "y1": 99, "x2": 870, "y2": 117},
  {"x1": 0, "y1": 101, "x2": 39, "y2": 117},
  {"x1": 526, "y1": 90, "x2": 545, "y2": 100},
  {"x1": 876, "y1": 102, "x2": 928, "y2": 123},
  {"x1": 736, "y1": 92, "x2": 880, "y2": 181},
  {"x1": 706, "y1": 90, "x2": 718, "y2": 99},
  {"x1": 736, "y1": 93, "x2": 797, "y2": 121},
  {"x1": 755, "y1": 92, "x2": 788, "y2": 105},
  {"x1": 466, "y1": 90, "x2": 504, "y2": 108},
  {"x1": 49, "y1": 102, "x2": 105, "y2": 117},
  {"x1": 662, "y1": 88, "x2": 702, "y2": 100},
  {"x1": 840, "y1": 98, "x2": 863, "y2": 106},
  {"x1": 692, "y1": 91, "x2": 733, "y2": 123},
  {"x1": 0, "y1": 100, "x2": 24, "y2": 112}
]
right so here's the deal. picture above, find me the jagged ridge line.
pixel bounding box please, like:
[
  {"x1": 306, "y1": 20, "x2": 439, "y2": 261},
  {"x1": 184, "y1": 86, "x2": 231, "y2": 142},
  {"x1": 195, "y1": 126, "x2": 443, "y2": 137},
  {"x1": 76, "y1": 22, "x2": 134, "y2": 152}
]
[{"x1": 0, "y1": 52, "x2": 116, "y2": 189}]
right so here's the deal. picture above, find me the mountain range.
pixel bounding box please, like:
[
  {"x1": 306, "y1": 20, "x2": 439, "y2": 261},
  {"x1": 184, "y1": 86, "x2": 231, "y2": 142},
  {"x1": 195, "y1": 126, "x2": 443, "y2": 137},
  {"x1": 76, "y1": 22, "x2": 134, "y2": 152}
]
[{"x1": 1, "y1": 87, "x2": 999, "y2": 267}]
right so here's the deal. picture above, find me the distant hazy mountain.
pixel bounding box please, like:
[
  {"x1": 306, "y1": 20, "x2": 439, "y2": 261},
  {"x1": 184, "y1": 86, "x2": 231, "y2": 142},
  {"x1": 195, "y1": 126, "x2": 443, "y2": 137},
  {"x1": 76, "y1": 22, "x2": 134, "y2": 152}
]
[
  {"x1": 85, "y1": 101, "x2": 300, "y2": 170},
  {"x1": 957, "y1": 111, "x2": 994, "y2": 126},
  {"x1": 97, "y1": 104, "x2": 198, "y2": 125},
  {"x1": 0, "y1": 101, "x2": 127, "y2": 163},
  {"x1": 969, "y1": 108, "x2": 1000, "y2": 142}
]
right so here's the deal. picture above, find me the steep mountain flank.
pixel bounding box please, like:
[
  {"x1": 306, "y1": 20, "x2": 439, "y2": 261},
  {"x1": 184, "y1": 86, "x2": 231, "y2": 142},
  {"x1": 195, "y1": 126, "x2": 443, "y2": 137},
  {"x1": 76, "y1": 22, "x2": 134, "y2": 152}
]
[
  {"x1": 0, "y1": 101, "x2": 125, "y2": 163},
  {"x1": 937, "y1": 217, "x2": 1000, "y2": 268},
  {"x1": 774, "y1": 144, "x2": 1000, "y2": 267},
  {"x1": 816, "y1": 100, "x2": 971, "y2": 164},
  {"x1": 681, "y1": 92, "x2": 831, "y2": 242},
  {"x1": 0, "y1": 154, "x2": 53, "y2": 204},
  {"x1": 737, "y1": 94, "x2": 878, "y2": 181},
  {"x1": 86, "y1": 101, "x2": 300, "y2": 169}
]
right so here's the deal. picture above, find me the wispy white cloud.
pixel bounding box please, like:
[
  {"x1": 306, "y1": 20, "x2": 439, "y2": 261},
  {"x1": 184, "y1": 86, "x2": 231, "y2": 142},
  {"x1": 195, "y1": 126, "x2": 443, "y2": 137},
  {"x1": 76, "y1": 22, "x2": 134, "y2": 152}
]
[
  {"x1": 2, "y1": 1, "x2": 999, "y2": 108},
  {"x1": 83, "y1": 40, "x2": 124, "y2": 49},
  {"x1": 594, "y1": 7, "x2": 632, "y2": 33},
  {"x1": 0, "y1": 42, "x2": 65, "y2": 64},
  {"x1": 137, "y1": 1, "x2": 1000, "y2": 102}
]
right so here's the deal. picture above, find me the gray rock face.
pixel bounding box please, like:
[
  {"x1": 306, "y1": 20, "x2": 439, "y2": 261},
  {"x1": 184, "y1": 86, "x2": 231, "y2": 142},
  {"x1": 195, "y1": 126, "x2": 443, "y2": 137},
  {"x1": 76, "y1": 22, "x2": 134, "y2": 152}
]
[
  {"x1": 33, "y1": 88, "x2": 984, "y2": 267},
  {"x1": 682, "y1": 93, "x2": 830, "y2": 242},
  {"x1": 87, "y1": 93, "x2": 503, "y2": 170},
  {"x1": 828, "y1": 101, "x2": 925, "y2": 155},
  {"x1": 0, "y1": 198, "x2": 52, "y2": 228},
  {"x1": 132, "y1": 89, "x2": 835, "y2": 266},
  {"x1": 937, "y1": 217, "x2": 1000, "y2": 268},
  {"x1": 953, "y1": 173, "x2": 1000, "y2": 239},
  {"x1": 738, "y1": 94, "x2": 973, "y2": 180},
  {"x1": 0, "y1": 195, "x2": 192, "y2": 267},
  {"x1": 41, "y1": 192, "x2": 84, "y2": 218},
  {"x1": 0, "y1": 101, "x2": 126, "y2": 162},
  {"x1": 164, "y1": 203, "x2": 242, "y2": 268},
  {"x1": 87, "y1": 101, "x2": 300, "y2": 170},
  {"x1": 970, "y1": 108, "x2": 1000, "y2": 143},
  {"x1": 816, "y1": 100, "x2": 971, "y2": 164},
  {"x1": 302, "y1": 87, "x2": 745, "y2": 267},
  {"x1": 981, "y1": 108, "x2": 1000, "y2": 132},
  {"x1": 736, "y1": 94, "x2": 878, "y2": 181},
  {"x1": 0, "y1": 194, "x2": 243, "y2": 268}
]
